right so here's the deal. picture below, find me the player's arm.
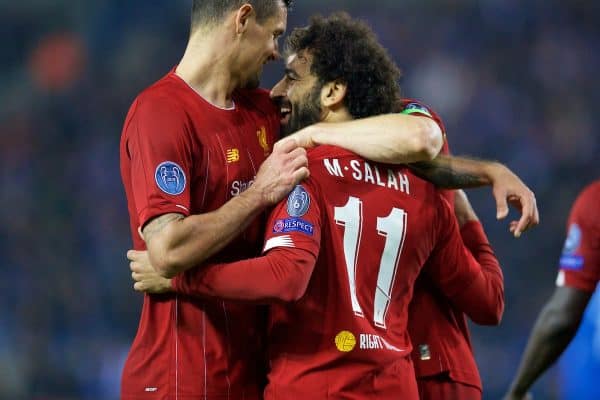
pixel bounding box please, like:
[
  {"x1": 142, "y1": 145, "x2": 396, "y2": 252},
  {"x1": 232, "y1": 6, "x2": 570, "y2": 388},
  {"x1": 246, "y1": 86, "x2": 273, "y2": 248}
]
[
  {"x1": 129, "y1": 246, "x2": 317, "y2": 302},
  {"x1": 143, "y1": 138, "x2": 308, "y2": 278},
  {"x1": 453, "y1": 190, "x2": 505, "y2": 324},
  {"x1": 503, "y1": 287, "x2": 592, "y2": 400},
  {"x1": 288, "y1": 113, "x2": 443, "y2": 163},
  {"x1": 504, "y1": 187, "x2": 600, "y2": 400},
  {"x1": 426, "y1": 191, "x2": 504, "y2": 325},
  {"x1": 175, "y1": 247, "x2": 316, "y2": 302},
  {"x1": 131, "y1": 182, "x2": 323, "y2": 301},
  {"x1": 127, "y1": 96, "x2": 309, "y2": 278},
  {"x1": 288, "y1": 100, "x2": 538, "y2": 237},
  {"x1": 410, "y1": 154, "x2": 539, "y2": 237}
]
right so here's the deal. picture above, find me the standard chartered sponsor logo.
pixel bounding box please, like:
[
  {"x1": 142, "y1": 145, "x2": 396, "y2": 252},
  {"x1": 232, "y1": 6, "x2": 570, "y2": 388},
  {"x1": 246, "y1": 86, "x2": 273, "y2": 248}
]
[{"x1": 230, "y1": 178, "x2": 255, "y2": 196}]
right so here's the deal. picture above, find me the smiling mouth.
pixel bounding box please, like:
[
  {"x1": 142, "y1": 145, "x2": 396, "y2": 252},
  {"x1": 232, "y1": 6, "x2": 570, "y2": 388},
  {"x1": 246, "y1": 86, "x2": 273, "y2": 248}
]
[{"x1": 280, "y1": 106, "x2": 291, "y2": 125}]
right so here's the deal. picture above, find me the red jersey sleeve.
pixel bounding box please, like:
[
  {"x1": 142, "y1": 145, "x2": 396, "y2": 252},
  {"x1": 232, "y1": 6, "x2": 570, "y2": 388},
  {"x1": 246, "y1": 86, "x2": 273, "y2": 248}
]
[
  {"x1": 556, "y1": 182, "x2": 600, "y2": 292},
  {"x1": 172, "y1": 246, "x2": 317, "y2": 303},
  {"x1": 399, "y1": 99, "x2": 446, "y2": 136},
  {"x1": 124, "y1": 95, "x2": 194, "y2": 228},
  {"x1": 172, "y1": 181, "x2": 322, "y2": 302},
  {"x1": 424, "y1": 196, "x2": 504, "y2": 325},
  {"x1": 399, "y1": 99, "x2": 453, "y2": 205},
  {"x1": 262, "y1": 181, "x2": 322, "y2": 259}
]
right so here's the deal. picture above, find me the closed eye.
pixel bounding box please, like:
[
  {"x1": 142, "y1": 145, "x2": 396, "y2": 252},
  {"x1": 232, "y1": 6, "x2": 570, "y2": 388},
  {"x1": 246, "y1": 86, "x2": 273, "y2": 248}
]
[{"x1": 284, "y1": 68, "x2": 300, "y2": 81}]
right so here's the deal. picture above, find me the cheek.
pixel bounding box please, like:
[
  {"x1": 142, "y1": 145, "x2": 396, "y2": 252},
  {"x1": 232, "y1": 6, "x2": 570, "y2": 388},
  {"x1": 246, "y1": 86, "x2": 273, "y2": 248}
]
[
  {"x1": 288, "y1": 90, "x2": 301, "y2": 106},
  {"x1": 253, "y1": 31, "x2": 273, "y2": 55},
  {"x1": 263, "y1": 40, "x2": 275, "y2": 56}
]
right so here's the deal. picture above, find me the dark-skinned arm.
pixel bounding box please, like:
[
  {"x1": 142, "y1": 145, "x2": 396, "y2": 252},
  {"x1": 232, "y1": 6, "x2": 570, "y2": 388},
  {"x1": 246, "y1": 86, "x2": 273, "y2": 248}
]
[
  {"x1": 504, "y1": 286, "x2": 592, "y2": 400},
  {"x1": 409, "y1": 154, "x2": 539, "y2": 237}
]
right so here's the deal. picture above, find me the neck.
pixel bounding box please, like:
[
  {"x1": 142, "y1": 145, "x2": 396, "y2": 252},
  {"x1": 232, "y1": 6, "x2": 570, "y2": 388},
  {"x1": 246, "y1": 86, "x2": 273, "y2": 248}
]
[{"x1": 175, "y1": 28, "x2": 240, "y2": 108}]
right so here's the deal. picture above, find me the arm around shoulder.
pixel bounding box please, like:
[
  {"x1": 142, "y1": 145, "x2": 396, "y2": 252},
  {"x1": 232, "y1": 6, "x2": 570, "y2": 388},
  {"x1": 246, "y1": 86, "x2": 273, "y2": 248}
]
[{"x1": 292, "y1": 113, "x2": 443, "y2": 164}]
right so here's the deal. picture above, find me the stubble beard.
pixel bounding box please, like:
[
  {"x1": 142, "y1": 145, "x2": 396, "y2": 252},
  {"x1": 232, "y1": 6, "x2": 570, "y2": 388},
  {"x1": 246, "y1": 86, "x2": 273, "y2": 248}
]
[{"x1": 282, "y1": 84, "x2": 323, "y2": 137}]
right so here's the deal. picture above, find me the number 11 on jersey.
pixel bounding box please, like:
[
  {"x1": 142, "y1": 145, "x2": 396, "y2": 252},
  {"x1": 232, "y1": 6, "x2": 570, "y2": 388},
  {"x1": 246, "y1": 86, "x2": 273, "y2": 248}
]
[{"x1": 334, "y1": 196, "x2": 407, "y2": 329}]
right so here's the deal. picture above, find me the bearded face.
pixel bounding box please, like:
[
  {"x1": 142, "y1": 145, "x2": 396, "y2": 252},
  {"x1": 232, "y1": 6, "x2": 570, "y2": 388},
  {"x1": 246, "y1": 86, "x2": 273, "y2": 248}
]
[{"x1": 281, "y1": 82, "x2": 323, "y2": 136}]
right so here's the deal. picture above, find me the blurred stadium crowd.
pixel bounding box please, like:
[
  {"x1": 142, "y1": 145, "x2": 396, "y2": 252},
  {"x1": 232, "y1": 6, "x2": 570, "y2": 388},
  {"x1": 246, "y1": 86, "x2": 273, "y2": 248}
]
[{"x1": 0, "y1": 1, "x2": 598, "y2": 399}]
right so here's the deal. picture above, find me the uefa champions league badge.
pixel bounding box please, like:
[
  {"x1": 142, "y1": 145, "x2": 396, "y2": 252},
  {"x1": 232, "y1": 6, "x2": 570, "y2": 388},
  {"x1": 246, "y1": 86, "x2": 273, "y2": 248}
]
[
  {"x1": 402, "y1": 103, "x2": 432, "y2": 118},
  {"x1": 286, "y1": 185, "x2": 310, "y2": 217},
  {"x1": 559, "y1": 223, "x2": 584, "y2": 269},
  {"x1": 562, "y1": 224, "x2": 581, "y2": 254},
  {"x1": 155, "y1": 161, "x2": 186, "y2": 195}
]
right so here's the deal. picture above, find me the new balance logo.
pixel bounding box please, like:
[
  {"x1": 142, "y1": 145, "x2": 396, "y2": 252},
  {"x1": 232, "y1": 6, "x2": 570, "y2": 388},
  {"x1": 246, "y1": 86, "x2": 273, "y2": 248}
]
[{"x1": 226, "y1": 148, "x2": 240, "y2": 163}]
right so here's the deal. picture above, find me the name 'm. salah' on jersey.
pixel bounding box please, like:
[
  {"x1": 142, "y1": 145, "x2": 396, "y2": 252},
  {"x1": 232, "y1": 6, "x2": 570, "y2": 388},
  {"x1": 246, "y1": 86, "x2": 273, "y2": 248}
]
[
  {"x1": 172, "y1": 142, "x2": 503, "y2": 399},
  {"x1": 259, "y1": 146, "x2": 501, "y2": 399},
  {"x1": 169, "y1": 103, "x2": 503, "y2": 399}
]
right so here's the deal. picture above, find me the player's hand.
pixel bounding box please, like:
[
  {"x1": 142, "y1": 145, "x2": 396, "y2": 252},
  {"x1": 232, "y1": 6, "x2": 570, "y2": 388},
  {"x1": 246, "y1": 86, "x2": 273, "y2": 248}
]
[
  {"x1": 128, "y1": 249, "x2": 174, "y2": 294},
  {"x1": 488, "y1": 164, "x2": 539, "y2": 237},
  {"x1": 454, "y1": 190, "x2": 479, "y2": 227},
  {"x1": 502, "y1": 391, "x2": 533, "y2": 400},
  {"x1": 251, "y1": 137, "x2": 309, "y2": 205}
]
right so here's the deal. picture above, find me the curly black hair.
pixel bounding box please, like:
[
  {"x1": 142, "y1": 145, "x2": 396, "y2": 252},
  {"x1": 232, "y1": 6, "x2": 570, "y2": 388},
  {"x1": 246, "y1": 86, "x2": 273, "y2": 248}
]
[
  {"x1": 191, "y1": 0, "x2": 292, "y2": 29},
  {"x1": 286, "y1": 12, "x2": 401, "y2": 119}
]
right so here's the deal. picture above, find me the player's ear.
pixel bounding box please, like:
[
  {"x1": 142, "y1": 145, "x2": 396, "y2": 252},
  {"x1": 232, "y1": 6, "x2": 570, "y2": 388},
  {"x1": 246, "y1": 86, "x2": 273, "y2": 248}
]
[
  {"x1": 235, "y1": 4, "x2": 255, "y2": 34},
  {"x1": 321, "y1": 80, "x2": 347, "y2": 109}
]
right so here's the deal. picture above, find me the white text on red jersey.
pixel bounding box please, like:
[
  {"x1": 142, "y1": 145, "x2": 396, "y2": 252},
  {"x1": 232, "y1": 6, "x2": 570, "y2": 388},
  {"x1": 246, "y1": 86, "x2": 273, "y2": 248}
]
[{"x1": 323, "y1": 158, "x2": 410, "y2": 194}]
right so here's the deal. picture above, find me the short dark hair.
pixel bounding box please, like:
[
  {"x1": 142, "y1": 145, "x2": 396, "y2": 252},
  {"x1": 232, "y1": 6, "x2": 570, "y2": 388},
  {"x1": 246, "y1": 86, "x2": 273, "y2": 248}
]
[
  {"x1": 191, "y1": 0, "x2": 293, "y2": 30},
  {"x1": 286, "y1": 12, "x2": 401, "y2": 119}
]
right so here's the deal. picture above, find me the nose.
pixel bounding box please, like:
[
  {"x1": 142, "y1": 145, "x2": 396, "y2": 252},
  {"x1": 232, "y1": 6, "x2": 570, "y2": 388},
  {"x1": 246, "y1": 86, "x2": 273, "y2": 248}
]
[{"x1": 270, "y1": 77, "x2": 286, "y2": 100}]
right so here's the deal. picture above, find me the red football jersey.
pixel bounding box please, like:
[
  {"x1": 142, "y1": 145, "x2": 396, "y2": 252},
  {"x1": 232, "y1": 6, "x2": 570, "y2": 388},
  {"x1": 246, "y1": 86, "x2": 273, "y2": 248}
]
[
  {"x1": 402, "y1": 100, "x2": 500, "y2": 392},
  {"x1": 397, "y1": 99, "x2": 452, "y2": 205},
  {"x1": 556, "y1": 180, "x2": 600, "y2": 292},
  {"x1": 171, "y1": 145, "x2": 502, "y2": 399},
  {"x1": 119, "y1": 70, "x2": 280, "y2": 399},
  {"x1": 260, "y1": 146, "x2": 495, "y2": 399}
]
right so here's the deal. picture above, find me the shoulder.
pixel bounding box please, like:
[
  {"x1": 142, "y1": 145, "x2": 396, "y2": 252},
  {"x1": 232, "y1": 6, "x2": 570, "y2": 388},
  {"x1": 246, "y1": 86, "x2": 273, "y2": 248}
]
[
  {"x1": 121, "y1": 75, "x2": 193, "y2": 144},
  {"x1": 135, "y1": 75, "x2": 188, "y2": 113},
  {"x1": 571, "y1": 180, "x2": 600, "y2": 222},
  {"x1": 397, "y1": 98, "x2": 433, "y2": 115},
  {"x1": 575, "y1": 180, "x2": 600, "y2": 206},
  {"x1": 573, "y1": 180, "x2": 600, "y2": 213},
  {"x1": 125, "y1": 80, "x2": 193, "y2": 135},
  {"x1": 398, "y1": 98, "x2": 446, "y2": 134}
]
